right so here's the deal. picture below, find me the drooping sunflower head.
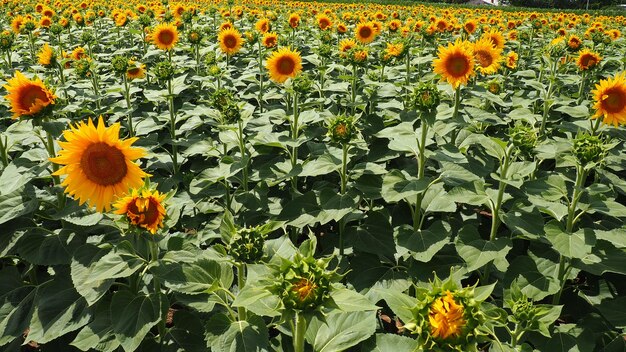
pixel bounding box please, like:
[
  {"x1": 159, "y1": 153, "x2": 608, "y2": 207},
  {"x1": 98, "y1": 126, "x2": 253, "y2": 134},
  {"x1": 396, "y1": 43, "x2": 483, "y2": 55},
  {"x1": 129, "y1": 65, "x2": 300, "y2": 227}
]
[
  {"x1": 432, "y1": 39, "x2": 475, "y2": 89},
  {"x1": 265, "y1": 47, "x2": 303, "y2": 83},
  {"x1": 38, "y1": 43, "x2": 56, "y2": 67},
  {"x1": 126, "y1": 61, "x2": 146, "y2": 80},
  {"x1": 3, "y1": 71, "x2": 56, "y2": 119},
  {"x1": 355, "y1": 21, "x2": 376, "y2": 44},
  {"x1": 50, "y1": 117, "x2": 149, "y2": 212},
  {"x1": 591, "y1": 72, "x2": 626, "y2": 127},
  {"x1": 576, "y1": 48, "x2": 601, "y2": 71},
  {"x1": 218, "y1": 28, "x2": 243, "y2": 56},
  {"x1": 113, "y1": 187, "x2": 167, "y2": 234},
  {"x1": 262, "y1": 32, "x2": 278, "y2": 48},
  {"x1": 152, "y1": 22, "x2": 179, "y2": 51},
  {"x1": 472, "y1": 37, "x2": 502, "y2": 75}
]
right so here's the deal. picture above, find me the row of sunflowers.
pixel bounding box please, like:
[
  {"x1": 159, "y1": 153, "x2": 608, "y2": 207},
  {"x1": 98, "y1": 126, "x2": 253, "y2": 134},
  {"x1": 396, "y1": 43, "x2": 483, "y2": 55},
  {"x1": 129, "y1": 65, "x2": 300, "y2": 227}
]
[{"x1": 1, "y1": 0, "x2": 626, "y2": 351}]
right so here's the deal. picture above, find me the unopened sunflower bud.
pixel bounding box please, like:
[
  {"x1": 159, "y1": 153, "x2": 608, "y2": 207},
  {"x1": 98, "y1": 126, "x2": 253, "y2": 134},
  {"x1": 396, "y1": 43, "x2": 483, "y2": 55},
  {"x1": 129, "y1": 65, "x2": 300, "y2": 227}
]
[
  {"x1": 81, "y1": 31, "x2": 95, "y2": 45},
  {"x1": 328, "y1": 115, "x2": 357, "y2": 144},
  {"x1": 508, "y1": 122, "x2": 537, "y2": 159},
  {"x1": 152, "y1": 60, "x2": 175, "y2": 81},
  {"x1": 50, "y1": 24, "x2": 63, "y2": 35},
  {"x1": 572, "y1": 132, "x2": 605, "y2": 165},
  {"x1": 74, "y1": 58, "x2": 92, "y2": 78},
  {"x1": 187, "y1": 28, "x2": 203, "y2": 44},
  {"x1": 139, "y1": 14, "x2": 152, "y2": 28},
  {"x1": 411, "y1": 83, "x2": 441, "y2": 112},
  {"x1": 111, "y1": 55, "x2": 129, "y2": 75},
  {"x1": 228, "y1": 226, "x2": 266, "y2": 263},
  {"x1": 292, "y1": 73, "x2": 313, "y2": 94}
]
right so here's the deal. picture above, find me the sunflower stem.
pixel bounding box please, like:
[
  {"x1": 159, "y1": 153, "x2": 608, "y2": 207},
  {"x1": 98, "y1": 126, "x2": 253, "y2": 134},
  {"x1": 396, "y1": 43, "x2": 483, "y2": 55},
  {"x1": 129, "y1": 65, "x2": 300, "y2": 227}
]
[
  {"x1": 404, "y1": 47, "x2": 411, "y2": 106},
  {"x1": 123, "y1": 74, "x2": 134, "y2": 137},
  {"x1": 257, "y1": 40, "x2": 264, "y2": 114},
  {"x1": 150, "y1": 238, "x2": 167, "y2": 345},
  {"x1": 553, "y1": 164, "x2": 588, "y2": 305},
  {"x1": 290, "y1": 91, "x2": 300, "y2": 193},
  {"x1": 237, "y1": 119, "x2": 248, "y2": 192},
  {"x1": 413, "y1": 114, "x2": 429, "y2": 232},
  {"x1": 5, "y1": 49, "x2": 12, "y2": 68},
  {"x1": 292, "y1": 312, "x2": 307, "y2": 352},
  {"x1": 167, "y1": 77, "x2": 179, "y2": 175},
  {"x1": 43, "y1": 123, "x2": 65, "y2": 208},
  {"x1": 539, "y1": 59, "x2": 558, "y2": 137},
  {"x1": 577, "y1": 69, "x2": 586, "y2": 104},
  {"x1": 590, "y1": 116, "x2": 602, "y2": 136},
  {"x1": 236, "y1": 263, "x2": 247, "y2": 321},
  {"x1": 351, "y1": 63, "x2": 357, "y2": 116}
]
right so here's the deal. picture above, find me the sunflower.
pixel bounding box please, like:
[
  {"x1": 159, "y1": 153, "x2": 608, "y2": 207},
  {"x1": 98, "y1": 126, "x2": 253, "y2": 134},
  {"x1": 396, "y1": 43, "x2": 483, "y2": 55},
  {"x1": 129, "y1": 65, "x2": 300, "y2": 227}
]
[
  {"x1": 3, "y1": 71, "x2": 56, "y2": 119},
  {"x1": 11, "y1": 15, "x2": 25, "y2": 33},
  {"x1": 71, "y1": 46, "x2": 88, "y2": 61},
  {"x1": 481, "y1": 29, "x2": 505, "y2": 50},
  {"x1": 255, "y1": 18, "x2": 270, "y2": 33},
  {"x1": 218, "y1": 28, "x2": 243, "y2": 55},
  {"x1": 463, "y1": 19, "x2": 477, "y2": 35},
  {"x1": 337, "y1": 23, "x2": 347, "y2": 34},
  {"x1": 38, "y1": 43, "x2": 55, "y2": 67},
  {"x1": 506, "y1": 51, "x2": 518, "y2": 69},
  {"x1": 219, "y1": 22, "x2": 233, "y2": 31},
  {"x1": 355, "y1": 22, "x2": 376, "y2": 44},
  {"x1": 339, "y1": 38, "x2": 357, "y2": 54},
  {"x1": 126, "y1": 62, "x2": 146, "y2": 80},
  {"x1": 576, "y1": 48, "x2": 601, "y2": 71},
  {"x1": 266, "y1": 47, "x2": 302, "y2": 83},
  {"x1": 316, "y1": 14, "x2": 332, "y2": 30},
  {"x1": 288, "y1": 13, "x2": 300, "y2": 29},
  {"x1": 50, "y1": 117, "x2": 149, "y2": 212},
  {"x1": 429, "y1": 291, "x2": 466, "y2": 340},
  {"x1": 262, "y1": 32, "x2": 278, "y2": 48},
  {"x1": 113, "y1": 188, "x2": 167, "y2": 234},
  {"x1": 152, "y1": 22, "x2": 178, "y2": 51},
  {"x1": 472, "y1": 37, "x2": 502, "y2": 75},
  {"x1": 433, "y1": 39, "x2": 475, "y2": 88},
  {"x1": 591, "y1": 72, "x2": 626, "y2": 126},
  {"x1": 40, "y1": 16, "x2": 52, "y2": 28}
]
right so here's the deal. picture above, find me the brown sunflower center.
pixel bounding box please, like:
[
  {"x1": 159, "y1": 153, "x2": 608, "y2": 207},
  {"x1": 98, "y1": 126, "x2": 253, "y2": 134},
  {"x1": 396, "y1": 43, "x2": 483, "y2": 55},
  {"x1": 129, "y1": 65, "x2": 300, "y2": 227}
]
[
  {"x1": 276, "y1": 56, "x2": 296, "y2": 75},
  {"x1": 603, "y1": 88, "x2": 626, "y2": 113},
  {"x1": 475, "y1": 50, "x2": 493, "y2": 68},
  {"x1": 359, "y1": 26, "x2": 372, "y2": 39},
  {"x1": 80, "y1": 142, "x2": 127, "y2": 185},
  {"x1": 127, "y1": 197, "x2": 160, "y2": 226},
  {"x1": 292, "y1": 278, "x2": 317, "y2": 303},
  {"x1": 158, "y1": 30, "x2": 175, "y2": 46},
  {"x1": 127, "y1": 67, "x2": 140, "y2": 76},
  {"x1": 445, "y1": 54, "x2": 470, "y2": 77},
  {"x1": 580, "y1": 54, "x2": 596, "y2": 68},
  {"x1": 319, "y1": 19, "x2": 330, "y2": 29},
  {"x1": 19, "y1": 85, "x2": 49, "y2": 111},
  {"x1": 224, "y1": 35, "x2": 237, "y2": 49}
]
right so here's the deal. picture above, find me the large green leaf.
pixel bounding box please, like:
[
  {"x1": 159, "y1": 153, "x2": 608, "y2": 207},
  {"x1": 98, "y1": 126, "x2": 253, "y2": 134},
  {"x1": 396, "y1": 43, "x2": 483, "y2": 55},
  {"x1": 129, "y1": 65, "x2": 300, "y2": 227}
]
[
  {"x1": 396, "y1": 222, "x2": 450, "y2": 263},
  {"x1": 71, "y1": 297, "x2": 120, "y2": 352},
  {"x1": 27, "y1": 275, "x2": 92, "y2": 344},
  {"x1": 17, "y1": 228, "x2": 83, "y2": 265},
  {"x1": 545, "y1": 222, "x2": 595, "y2": 259},
  {"x1": 152, "y1": 258, "x2": 225, "y2": 295},
  {"x1": 361, "y1": 333, "x2": 422, "y2": 352},
  {"x1": 110, "y1": 291, "x2": 165, "y2": 352},
  {"x1": 206, "y1": 315, "x2": 270, "y2": 352},
  {"x1": 306, "y1": 310, "x2": 376, "y2": 352},
  {"x1": 0, "y1": 267, "x2": 36, "y2": 347},
  {"x1": 0, "y1": 184, "x2": 37, "y2": 225},
  {"x1": 381, "y1": 170, "x2": 431, "y2": 203}
]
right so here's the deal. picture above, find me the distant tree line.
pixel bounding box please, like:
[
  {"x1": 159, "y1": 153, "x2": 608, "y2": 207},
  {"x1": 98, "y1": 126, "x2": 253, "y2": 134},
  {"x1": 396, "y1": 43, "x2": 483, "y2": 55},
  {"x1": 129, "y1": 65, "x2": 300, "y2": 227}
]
[{"x1": 502, "y1": 0, "x2": 624, "y2": 9}]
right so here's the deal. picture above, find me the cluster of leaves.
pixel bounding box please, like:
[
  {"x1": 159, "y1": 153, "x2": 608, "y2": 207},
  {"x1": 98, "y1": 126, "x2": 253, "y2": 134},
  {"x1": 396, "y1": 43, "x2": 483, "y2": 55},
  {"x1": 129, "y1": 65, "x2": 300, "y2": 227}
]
[{"x1": 0, "y1": 0, "x2": 626, "y2": 351}]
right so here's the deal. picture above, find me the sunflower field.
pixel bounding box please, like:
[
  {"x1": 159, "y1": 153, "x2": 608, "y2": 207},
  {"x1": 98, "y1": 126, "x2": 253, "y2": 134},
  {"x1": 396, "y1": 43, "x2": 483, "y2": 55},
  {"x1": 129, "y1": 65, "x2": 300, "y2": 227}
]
[{"x1": 1, "y1": 0, "x2": 626, "y2": 351}]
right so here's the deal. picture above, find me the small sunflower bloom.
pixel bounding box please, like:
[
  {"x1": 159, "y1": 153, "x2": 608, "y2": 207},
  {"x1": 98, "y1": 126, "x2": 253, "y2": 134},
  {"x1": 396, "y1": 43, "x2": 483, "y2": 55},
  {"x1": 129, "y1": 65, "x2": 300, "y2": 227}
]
[
  {"x1": 591, "y1": 72, "x2": 626, "y2": 126},
  {"x1": 3, "y1": 71, "x2": 56, "y2": 119},
  {"x1": 432, "y1": 39, "x2": 475, "y2": 88},
  {"x1": 266, "y1": 47, "x2": 302, "y2": 83},
  {"x1": 113, "y1": 188, "x2": 167, "y2": 234}
]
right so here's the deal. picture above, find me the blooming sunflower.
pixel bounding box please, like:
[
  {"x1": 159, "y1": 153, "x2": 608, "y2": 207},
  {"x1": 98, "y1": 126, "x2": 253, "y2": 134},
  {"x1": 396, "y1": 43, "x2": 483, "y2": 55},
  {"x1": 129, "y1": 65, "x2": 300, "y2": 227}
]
[
  {"x1": 113, "y1": 188, "x2": 166, "y2": 234},
  {"x1": 255, "y1": 18, "x2": 270, "y2": 33},
  {"x1": 506, "y1": 51, "x2": 518, "y2": 69},
  {"x1": 218, "y1": 28, "x2": 243, "y2": 56},
  {"x1": 288, "y1": 13, "x2": 300, "y2": 28},
  {"x1": 567, "y1": 34, "x2": 582, "y2": 50},
  {"x1": 126, "y1": 62, "x2": 146, "y2": 80},
  {"x1": 355, "y1": 22, "x2": 376, "y2": 44},
  {"x1": 591, "y1": 72, "x2": 626, "y2": 126},
  {"x1": 429, "y1": 291, "x2": 466, "y2": 340},
  {"x1": 339, "y1": 38, "x2": 357, "y2": 54},
  {"x1": 432, "y1": 39, "x2": 475, "y2": 88},
  {"x1": 262, "y1": 32, "x2": 278, "y2": 48},
  {"x1": 38, "y1": 43, "x2": 55, "y2": 67},
  {"x1": 266, "y1": 47, "x2": 302, "y2": 83},
  {"x1": 50, "y1": 117, "x2": 149, "y2": 212},
  {"x1": 3, "y1": 71, "x2": 56, "y2": 119},
  {"x1": 482, "y1": 29, "x2": 505, "y2": 50},
  {"x1": 152, "y1": 22, "x2": 178, "y2": 51},
  {"x1": 576, "y1": 48, "x2": 601, "y2": 71},
  {"x1": 463, "y1": 19, "x2": 477, "y2": 35},
  {"x1": 472, "y1": 37, "x2": 502, "y2": 75},
  {"x1": 316, "y1": 14, "x2": 332, "y2": 31}
]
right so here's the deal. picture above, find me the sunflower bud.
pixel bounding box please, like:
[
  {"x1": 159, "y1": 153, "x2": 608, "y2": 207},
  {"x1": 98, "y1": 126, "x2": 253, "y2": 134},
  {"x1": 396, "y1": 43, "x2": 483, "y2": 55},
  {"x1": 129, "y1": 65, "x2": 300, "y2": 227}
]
[
  {"x1": 50, "y1": 24, "x2": 63, "y2": 35},
  {"x1": 508, "y1": 122, "x2": 537, "y2": 159},
  {"x1": 152, "y1": 60, "x2": 175, "y2": 81},
  {"x1": 207, "y1": 64, "x2": 221, "y2": 77},
  {"x1": 222, "y1": 102, "x2": 241, "y2": 123},
  {"x1": 211, "y1": 88, "x2": 235, "y2": 111},
  {"x1": 80, "y1": 31, "x2": 95, "y2": 45},
  {"x1": 181, "y1": 10, "x2": 193, "y2": 24},
  {"x1": 328, "y1": 115, "x2": 357, "y2": 144},
  {"x1": 205, "y1": 51, "x2": 217, "y2": 66},
  {"x1": 276, "y1": 255, "x2": 333, "y2": 312},
  {"x1": 74, "y1": 58, "x2": 92, "y2": 78},
  {"x1": 23, "y1": 20, "x2": 36, "y2": 32},
  {"x1": 317, "y1": 43, "x2": 333, "y2": 59},
  {"x1": 0, "y1": 31, "x2": 15, "y2": 50},
  {"x1": 139, "y1": 14, "x2": 152, "y2": 28},
  {"x1": 485, "y1": 79, "x2": 502, "y2": 95},
  {"x1": 292, "y1": 73, "x2": 313, "y2": 94},
  {"x1": 572, "y1": 132, "x2": 605, "y2": 166},
  {"x1": 227, "y1": 226, "x2": 266, "y2": 263},
  {"x1": 187, "y1": 28, "x2": 203, "y2": 44},
  {"x1": 111, "y1": 55, "x2": 129, "y2": 75},
  {"x1": 410, "y1": 83, "x2": 441, "y2": 112}
]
